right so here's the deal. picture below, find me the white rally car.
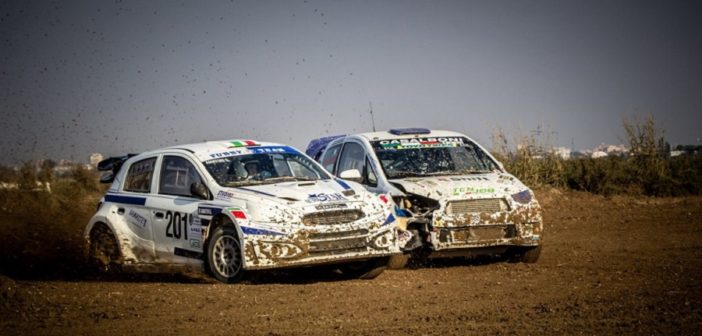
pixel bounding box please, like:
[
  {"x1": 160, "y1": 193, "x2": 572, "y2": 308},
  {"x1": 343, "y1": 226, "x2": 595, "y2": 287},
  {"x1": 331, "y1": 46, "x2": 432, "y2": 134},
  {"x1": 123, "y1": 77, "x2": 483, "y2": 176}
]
[
  {"x1": 307, "y1": 128, "x2": 543, "y2": 267},
  {"x1": 85, "y1": 140, "x2": 401, "y2": 283}
]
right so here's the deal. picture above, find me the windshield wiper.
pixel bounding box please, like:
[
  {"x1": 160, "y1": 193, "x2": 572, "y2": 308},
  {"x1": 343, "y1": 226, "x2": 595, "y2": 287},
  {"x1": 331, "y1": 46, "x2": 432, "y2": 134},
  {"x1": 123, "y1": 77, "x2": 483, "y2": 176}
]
[
  {"x1": 388, "y1": 171, "x2": 425, "y2": 178},
  {"x1": 265, "y1": 176, "x2": 315, "y2": 183}
]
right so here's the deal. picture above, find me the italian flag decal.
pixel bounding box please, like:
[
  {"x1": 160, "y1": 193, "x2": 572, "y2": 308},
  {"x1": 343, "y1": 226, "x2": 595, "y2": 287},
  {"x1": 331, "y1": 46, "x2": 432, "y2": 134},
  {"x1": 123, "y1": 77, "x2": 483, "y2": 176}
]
[
  {"x1": 229, "y1": 140, "x2": 259, "y2": 148},
  {"x1": 228, "y1": 207, "x2": 248, "y2": 219}
]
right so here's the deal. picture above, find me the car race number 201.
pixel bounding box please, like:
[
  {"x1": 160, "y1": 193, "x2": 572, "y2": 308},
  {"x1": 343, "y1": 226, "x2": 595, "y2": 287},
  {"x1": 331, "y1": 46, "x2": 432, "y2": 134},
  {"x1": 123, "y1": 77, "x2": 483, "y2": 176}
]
[{"x1": 165, "y1": 211, "x2": 189, "y2": 240}]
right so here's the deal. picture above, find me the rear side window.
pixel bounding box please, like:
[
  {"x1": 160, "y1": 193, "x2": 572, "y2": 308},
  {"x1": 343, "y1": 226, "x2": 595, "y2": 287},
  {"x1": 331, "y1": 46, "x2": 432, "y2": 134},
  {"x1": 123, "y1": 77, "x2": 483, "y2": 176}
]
[
  {"x1": 124, "y1": 158, "x2": 156, "y2": 193},
  {"x1": 159, "y1": 156, "x2": 205, "y2": 197},
  {"x1": 321, "y1": 144, "x2": 342, "y2": 173}
]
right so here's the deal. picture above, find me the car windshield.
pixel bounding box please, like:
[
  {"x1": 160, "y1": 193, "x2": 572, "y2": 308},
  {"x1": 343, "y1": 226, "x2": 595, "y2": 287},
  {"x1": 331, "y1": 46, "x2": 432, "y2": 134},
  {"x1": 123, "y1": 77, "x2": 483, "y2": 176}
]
[
  {"x1": 203, "y1": 148, "x2": 330, "y2": 187},
  {"x1": 371, "y1": 137, "x2": 498, "y2": 179}
]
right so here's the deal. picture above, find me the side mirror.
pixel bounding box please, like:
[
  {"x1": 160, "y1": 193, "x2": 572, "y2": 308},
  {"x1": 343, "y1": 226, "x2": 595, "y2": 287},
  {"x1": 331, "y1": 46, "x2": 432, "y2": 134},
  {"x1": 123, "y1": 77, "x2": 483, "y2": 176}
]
[
  {"x1": 190, "y1": 182, "x2": 209, "y2": 200},
  {"x1": 339, "y1": 169, "x2": 362, "y2": 183}
]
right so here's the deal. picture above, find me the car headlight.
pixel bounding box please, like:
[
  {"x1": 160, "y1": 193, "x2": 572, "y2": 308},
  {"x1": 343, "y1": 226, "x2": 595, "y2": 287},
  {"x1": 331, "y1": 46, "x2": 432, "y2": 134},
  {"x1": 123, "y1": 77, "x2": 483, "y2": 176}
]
[{"x1": 511, "y1": 190, "x2": 532, "y2": 204}]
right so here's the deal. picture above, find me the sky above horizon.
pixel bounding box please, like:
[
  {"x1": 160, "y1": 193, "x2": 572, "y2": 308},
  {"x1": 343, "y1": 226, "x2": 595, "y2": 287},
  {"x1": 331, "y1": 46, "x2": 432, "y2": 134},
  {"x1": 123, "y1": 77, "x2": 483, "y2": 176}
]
[{"x1": 1, "y1": 0, "x2": 701, "y2": 164}]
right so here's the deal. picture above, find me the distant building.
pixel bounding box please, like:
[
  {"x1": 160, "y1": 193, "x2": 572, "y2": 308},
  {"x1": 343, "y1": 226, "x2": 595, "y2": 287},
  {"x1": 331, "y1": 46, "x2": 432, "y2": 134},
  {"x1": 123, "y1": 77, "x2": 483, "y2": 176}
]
[
  {"x1": 552, "y1": 147, "x2": 572, "y2": 160},
  {"x1": 90, "y1": 153, "x2": 103, "y2": 167},
  {"x1": 591, "y1": 151, "x2": 608, "y2": 159}
]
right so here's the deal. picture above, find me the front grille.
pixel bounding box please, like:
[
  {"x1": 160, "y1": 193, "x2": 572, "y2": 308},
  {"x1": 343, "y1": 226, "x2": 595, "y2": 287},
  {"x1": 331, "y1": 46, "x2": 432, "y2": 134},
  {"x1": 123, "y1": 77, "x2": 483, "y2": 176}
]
[
  {"x1": 308, "y1": 229, "x2": 369, "y2": 255},
  {"x1": 449, "y1": 225, "x2": 515, "y2": 243},
  {"x1": 446, "y1": 198, "x2": 507, "y2": 215},
  {"x1": 302, "y1": 209, "x2": 365, "y2": 225}
]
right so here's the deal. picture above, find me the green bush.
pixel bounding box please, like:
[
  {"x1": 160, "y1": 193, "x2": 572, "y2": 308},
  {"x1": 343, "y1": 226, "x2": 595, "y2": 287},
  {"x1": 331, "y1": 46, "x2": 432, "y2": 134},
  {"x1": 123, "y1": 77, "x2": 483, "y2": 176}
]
[{"x1": 493, "y1": 116, "x2": 702, "y2": 197}]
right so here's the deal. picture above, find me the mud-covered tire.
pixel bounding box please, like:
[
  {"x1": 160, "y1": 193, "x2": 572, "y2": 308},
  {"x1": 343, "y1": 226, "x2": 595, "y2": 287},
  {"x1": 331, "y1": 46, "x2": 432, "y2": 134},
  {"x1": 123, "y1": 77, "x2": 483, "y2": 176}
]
[
  {"x1": 88, "y1": 223, "x2": 122, "y2": 273},
  {"x1": 509, "y1": 245, "x2": 542, "y2": 263},
  {"x1": 387, "y1": 254, "x2": 409, "y2": 269},
  {"x1": 339, "y1": 257, "x2": 389, "y2": 279},
  {"x1": 206, "y1": 226, "x2": 246, "y2": 283}
]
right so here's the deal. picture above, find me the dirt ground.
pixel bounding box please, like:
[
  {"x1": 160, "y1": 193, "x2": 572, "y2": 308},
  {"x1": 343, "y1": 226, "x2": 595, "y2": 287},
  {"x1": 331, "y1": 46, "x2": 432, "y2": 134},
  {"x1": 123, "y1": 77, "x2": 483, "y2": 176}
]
[{"x1": 1, "y1": 190, "x2": 701, "y2": 335}]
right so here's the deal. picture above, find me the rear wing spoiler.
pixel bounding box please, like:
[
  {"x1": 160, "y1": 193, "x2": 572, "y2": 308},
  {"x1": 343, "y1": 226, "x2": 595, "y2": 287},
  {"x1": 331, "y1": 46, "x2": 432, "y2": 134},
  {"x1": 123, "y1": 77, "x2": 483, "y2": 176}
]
[
  {"x1": 305, "y1": 135, "x2": 345, "y2": 161},
  {"x1": 97, "y1": 154, "x2": 138, "y2": 183}
]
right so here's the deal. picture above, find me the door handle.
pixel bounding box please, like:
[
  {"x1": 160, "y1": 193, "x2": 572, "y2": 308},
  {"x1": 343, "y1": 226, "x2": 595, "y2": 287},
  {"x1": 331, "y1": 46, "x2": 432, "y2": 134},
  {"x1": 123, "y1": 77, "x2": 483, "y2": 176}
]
[
  {"x1": 154, "y1": 212, "x2": 164, "y2": 219},
  {"x1": 117, "y1": 208, "x2": 125, "y2": 215}
]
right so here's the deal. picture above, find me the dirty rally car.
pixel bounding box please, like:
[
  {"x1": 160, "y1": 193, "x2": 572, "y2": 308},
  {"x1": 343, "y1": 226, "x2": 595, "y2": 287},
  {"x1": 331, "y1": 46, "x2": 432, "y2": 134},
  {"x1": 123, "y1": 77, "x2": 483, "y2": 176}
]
[
  {"x1": 307, "y1": 128, "x2": 543, "y2": 268},
  {"x1": 85, "y1": 140, "x2": 401, "y2": 283}
]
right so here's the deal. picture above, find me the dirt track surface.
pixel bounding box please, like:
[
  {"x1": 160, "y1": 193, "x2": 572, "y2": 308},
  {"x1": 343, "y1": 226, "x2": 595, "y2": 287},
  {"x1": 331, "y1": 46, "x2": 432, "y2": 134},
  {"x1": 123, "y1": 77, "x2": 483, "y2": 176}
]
[{"x1": 2, "y1": 190, "x2": 702, "y2": 335}]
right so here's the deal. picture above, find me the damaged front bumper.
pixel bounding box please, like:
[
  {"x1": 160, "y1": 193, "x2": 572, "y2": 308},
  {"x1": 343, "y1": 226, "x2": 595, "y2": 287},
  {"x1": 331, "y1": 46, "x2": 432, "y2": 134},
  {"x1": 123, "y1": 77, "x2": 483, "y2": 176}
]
[{"x1": 429, "y1": 202, "x2": 543, "y2": 252}]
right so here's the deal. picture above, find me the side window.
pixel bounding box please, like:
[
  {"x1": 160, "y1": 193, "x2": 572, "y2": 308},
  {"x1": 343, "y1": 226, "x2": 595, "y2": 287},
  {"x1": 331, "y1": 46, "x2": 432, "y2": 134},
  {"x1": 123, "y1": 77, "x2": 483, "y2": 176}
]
[
  {"x1": 321, "y1": 144, "x2": 342, "y2": 173},
  {"x1": 159, "y1": 156, "x2": 205, "y2": 197},
  {"x1": 124, "y1": 158, "x2": 156, "y2": 193},
  {"x1": 366, "y1": 158, "x2": 378, "y2": 187},
  {"x1": 337, "y1": 142, "x2": 366, "y2": 175}
]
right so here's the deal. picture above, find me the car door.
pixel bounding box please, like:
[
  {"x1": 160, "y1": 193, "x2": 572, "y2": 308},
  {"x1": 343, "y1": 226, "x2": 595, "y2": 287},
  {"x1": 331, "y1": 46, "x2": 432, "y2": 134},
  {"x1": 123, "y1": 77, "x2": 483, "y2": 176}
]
[
  {"x1": 118, "y1": 156, "x2": 158, "y2": 260},
  {"x1": 336, "y1": 140, "x2": 383, "y2": 194},
  {"x1": 149, "y1": 154, "x2": 209, "y2": 263}
]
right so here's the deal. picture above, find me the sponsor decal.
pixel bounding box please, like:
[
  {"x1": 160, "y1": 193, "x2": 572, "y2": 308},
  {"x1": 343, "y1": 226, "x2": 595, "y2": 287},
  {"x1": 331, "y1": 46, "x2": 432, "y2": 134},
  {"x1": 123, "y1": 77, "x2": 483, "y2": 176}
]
[
  {"x1": 379, "y1": 137, "x2": 463, "y2": 149},
  {"x1": 189, "y1": 222, "x2": 202, "y2": 237},
  {"x1": 128, "y1": 209, "x2": 148, "y2": 228},
  {"x1": 315, "y1": 203, "x2": 348, "y2": 210},
  {"x1": 306, "y1": 192, "x2": 347, "y2": 203},
  {"x1": 452, "y1": 186, "x2": 495, "y2": 196},
  {"x1": 189, "y1": 239, "x2": 201, "y2": 249},
  {"x1": 216, "y1": 190, "x2": 236, "y2": 201},
  {"x1": 228, "y1": 207, "x2": 247, "y2": 219},
  {"x1": 209, "y1": 148, "x2": 251, "y2": 159},
  {"x1": 251, "y1": 146, "x2": 297, "y2": 154},
  {"x1": 208, "y1": 146, "x2": 297, "y2": 159}
]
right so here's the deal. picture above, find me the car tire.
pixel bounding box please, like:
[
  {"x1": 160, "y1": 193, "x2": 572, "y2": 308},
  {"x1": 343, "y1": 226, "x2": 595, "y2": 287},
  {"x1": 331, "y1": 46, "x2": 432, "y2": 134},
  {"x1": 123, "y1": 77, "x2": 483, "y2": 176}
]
[
  {"x1": 339, "y1": 257, "x2": 389, "y2": 279},
  {"x1": 387, "y1": 254, "x2": 409, "y2": 269},
  {"x1": 88, "y1": 223, "x2": 122, "y2": 273},
  {"x1": 206, "y1": 226, "x2": 246, "y2": 283},
  {"x1": 509, "y1": 245, "x2": 542, "y2": 263}
]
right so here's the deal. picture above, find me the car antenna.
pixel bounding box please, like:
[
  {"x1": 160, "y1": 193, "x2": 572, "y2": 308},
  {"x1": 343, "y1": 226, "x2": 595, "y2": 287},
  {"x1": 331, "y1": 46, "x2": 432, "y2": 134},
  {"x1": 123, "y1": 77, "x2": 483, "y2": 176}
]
[{"x1": 369, "y1": 101, "x2": 376, "y2": 132}]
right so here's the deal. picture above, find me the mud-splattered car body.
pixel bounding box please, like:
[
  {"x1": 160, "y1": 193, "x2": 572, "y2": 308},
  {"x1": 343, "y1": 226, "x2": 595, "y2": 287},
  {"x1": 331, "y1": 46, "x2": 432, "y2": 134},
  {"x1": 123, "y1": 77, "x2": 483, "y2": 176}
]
[
  {"x1": 84, "y1": 140, "x2": 400, "y2": 282},
  {"x1": 307, "y1": 129, "x2": 543, "y2": 263}
]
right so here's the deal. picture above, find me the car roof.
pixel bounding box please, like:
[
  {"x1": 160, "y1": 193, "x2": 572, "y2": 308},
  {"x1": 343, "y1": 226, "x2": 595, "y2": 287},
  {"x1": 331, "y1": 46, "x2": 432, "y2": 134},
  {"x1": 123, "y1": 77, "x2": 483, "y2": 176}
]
[
  {"x1": 138, "y1": 139, "x2": 290, "y2": 161},
  {"x1": 355, "y1": 129, "x2": 468, "y2": 141}
]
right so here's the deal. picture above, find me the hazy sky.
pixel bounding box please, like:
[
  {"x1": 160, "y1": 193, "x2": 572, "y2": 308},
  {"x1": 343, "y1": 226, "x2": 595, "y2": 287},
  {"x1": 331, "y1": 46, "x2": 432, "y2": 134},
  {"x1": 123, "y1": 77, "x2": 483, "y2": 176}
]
[{"x1": 1, "y1": 0, "x2": 701, "y2": 164}]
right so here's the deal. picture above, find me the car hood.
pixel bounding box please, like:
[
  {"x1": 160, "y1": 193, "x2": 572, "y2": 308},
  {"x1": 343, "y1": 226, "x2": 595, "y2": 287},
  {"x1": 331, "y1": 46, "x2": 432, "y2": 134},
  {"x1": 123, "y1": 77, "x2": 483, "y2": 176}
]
[
  {"x1": 388, "y1": 173, "x2": 530, "y2": 201},
  {"x1": 213, "y1": 179, "x2": 387, "y2": 225},
  {"x1": 215, "y1": 179, "x2": 365, "y2": 208}
]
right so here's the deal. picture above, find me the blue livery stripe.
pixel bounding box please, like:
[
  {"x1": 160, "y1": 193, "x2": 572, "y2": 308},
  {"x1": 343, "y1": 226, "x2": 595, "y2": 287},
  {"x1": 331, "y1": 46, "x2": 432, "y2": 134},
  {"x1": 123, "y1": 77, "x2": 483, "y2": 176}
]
[
  {"x1": 335, "y1": 179, "x2": 351, "y2": 190},
  {"x1": 394, "y1": 207, "x2": 412, "y2": 218},
  {"x1": 174, "y1": 247, "x2": 202, "y2": 259},
  {"x1": 382, "y1": 214, "x2": 395, "y2": 226},
  {"x1": 105, "y1": 194, "x2": 146, "y2": 206},
  {"x1": 240, "y1": 226, "x2": 285, "y2": 236}
]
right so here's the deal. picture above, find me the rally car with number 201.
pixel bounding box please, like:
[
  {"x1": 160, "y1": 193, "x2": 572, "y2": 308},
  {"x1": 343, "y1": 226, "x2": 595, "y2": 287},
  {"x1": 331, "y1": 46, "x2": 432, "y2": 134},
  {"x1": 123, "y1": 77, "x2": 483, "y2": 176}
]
[{"x1": 85, "y1": 139, "x2": 401, "y2": 283}]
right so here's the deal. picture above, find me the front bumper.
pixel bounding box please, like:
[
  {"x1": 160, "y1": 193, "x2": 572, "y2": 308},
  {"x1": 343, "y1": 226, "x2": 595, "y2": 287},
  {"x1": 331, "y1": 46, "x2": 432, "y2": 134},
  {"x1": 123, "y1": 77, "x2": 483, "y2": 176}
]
[
  {"x1": 429, "y1": 206, "x2": 543, "y2": 251},
  {"x1": 241, "y1": 225, "x2": 401, "y2": 270}
]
